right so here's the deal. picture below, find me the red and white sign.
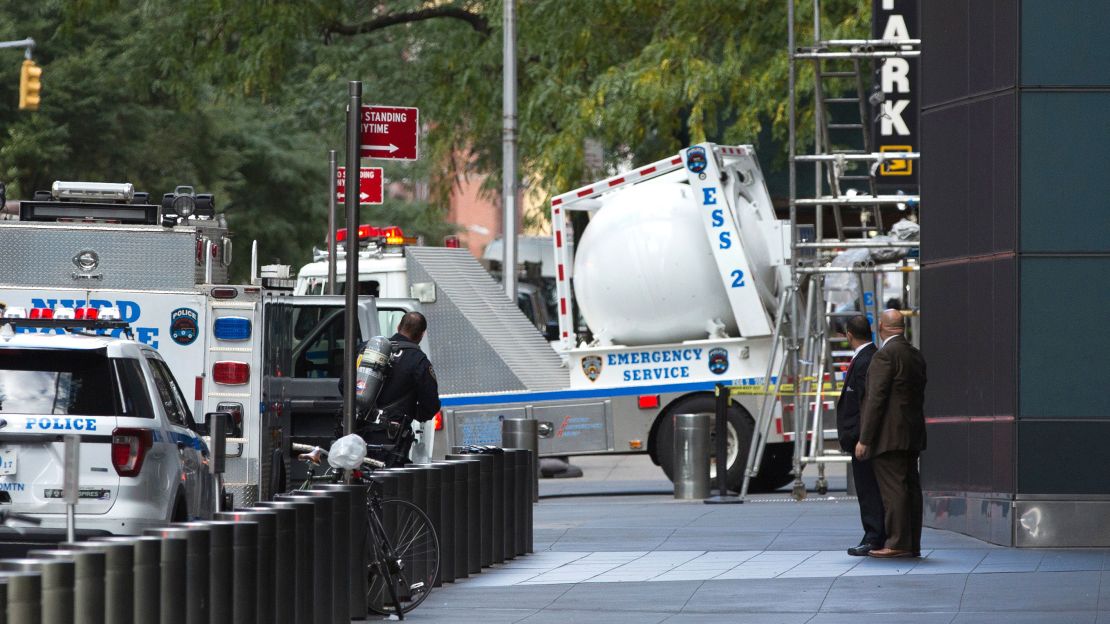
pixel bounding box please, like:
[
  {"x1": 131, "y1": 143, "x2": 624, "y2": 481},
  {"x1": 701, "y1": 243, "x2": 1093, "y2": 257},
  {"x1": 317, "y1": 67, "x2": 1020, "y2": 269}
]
[
  {"x1": 360, "y1": 105, "x2": 419, "y2": 160},
  {"x1": 336, "y1": 166, "x2": 384, "y2": 205}
]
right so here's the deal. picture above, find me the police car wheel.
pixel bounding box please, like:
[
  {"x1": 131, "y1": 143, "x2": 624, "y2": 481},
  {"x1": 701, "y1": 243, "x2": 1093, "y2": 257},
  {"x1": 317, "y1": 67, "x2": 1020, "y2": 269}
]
[{"x1": 171, "y1": 493, "x2": 188, "y2": 523}]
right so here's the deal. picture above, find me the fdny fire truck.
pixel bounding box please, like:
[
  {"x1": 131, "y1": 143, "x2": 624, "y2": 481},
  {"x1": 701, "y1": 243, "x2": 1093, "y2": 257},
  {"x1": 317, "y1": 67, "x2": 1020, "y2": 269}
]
[{"x1": 0, "y1": 182, "x2": 414, "y2": 506}]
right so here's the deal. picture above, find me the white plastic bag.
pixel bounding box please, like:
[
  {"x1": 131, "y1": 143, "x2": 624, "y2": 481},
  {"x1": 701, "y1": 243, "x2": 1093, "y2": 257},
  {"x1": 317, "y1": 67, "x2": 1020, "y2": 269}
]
[{"x1": 328, "y1": 433, "x2": 367, "y2": 470}]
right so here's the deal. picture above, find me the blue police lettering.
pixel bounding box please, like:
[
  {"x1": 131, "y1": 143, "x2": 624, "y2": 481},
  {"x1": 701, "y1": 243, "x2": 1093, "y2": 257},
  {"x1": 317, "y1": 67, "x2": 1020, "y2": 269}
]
[
  {"x1": 719, "y1": 231, "x2": 732, "y2": 249},
  {"x1": 712, "y1": 209, "x2": 724, "y2": 227},
  {"x1": 26, "y1": 296, "x2": 159, "y2": 347},
  {"x1": 0, "y1": 483, "x2": 25, "y2": 492},
  {"x1": 607, "y1": 349, "x2": 704, "y2": 367},
  {"x1": 622, "y1": 366, "x2": 690, "y2": 382},
  {"x1": 24, "y1": 417, "x2": 97, "y2": 432},
  {"x1": 702, "y1": 188, "x2": 717, "y2": 205}
]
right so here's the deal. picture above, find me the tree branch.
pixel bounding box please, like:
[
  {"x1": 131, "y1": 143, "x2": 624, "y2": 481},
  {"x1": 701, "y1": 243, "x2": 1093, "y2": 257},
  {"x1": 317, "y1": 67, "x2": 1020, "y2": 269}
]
[{"x1": 327, "y1": 6, "x2": 490, "y2": 38}]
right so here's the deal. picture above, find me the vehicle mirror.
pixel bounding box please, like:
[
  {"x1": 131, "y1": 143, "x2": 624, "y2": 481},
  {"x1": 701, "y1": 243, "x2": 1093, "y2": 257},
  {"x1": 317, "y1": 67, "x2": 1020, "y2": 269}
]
[
  {"x1": 545, "y1": 320, "x2": 560, "y2": 342},
  {"x1": 204, "y1": 411, "x2": 236, "y2": 437}
]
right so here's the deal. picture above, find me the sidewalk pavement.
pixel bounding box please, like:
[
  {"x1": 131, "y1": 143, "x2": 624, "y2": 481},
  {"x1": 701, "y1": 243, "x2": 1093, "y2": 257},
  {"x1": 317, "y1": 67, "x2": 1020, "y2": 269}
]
[{"x1": 402, "y1": 456, "x2": 1110, "y2": 623}]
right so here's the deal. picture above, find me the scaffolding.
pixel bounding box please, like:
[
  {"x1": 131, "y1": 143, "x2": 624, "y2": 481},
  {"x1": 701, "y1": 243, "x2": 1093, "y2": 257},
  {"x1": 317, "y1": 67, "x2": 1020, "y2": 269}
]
[{"x1": 740, "y1": 0, "x2": 921, "y2": 501}]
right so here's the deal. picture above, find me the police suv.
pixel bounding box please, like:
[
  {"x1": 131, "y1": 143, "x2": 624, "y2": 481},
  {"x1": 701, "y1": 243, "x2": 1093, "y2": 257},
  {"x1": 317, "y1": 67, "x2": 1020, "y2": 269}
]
[{"x1": 0, "y1": 309, "x2": 215, "y2": 538}]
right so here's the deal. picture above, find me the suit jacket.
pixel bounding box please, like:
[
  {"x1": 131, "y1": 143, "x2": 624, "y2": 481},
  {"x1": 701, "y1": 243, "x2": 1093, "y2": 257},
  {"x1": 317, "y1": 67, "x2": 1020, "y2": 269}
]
[
  {"x1": 836, "y1": 342, "x2": 877, "y2": 453},
  {"x1": 859, "y1": 335, "x2": 927, "y2": 456}
]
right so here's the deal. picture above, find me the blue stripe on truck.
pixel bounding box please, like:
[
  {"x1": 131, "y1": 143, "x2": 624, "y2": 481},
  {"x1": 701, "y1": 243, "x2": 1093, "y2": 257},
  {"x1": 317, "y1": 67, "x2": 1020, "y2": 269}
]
[{"x1": 440, "y1": 379, "x2": 752, "y2": 408}]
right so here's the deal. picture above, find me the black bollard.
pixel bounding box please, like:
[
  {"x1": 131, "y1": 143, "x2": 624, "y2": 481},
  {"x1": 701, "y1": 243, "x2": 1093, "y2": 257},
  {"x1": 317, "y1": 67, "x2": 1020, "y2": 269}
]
[
  {"x1": 413, "y1": 464, "x2": 447, "y2": 586},
  {"x1": 180, "y1": 521, "x2": 235, "y2": 624},
  {"x1": 488, "y1": 450, "x2": 505, "y2": 564},
  {"x1": 30, "y1": 548, "x2": 107, "y2": 624},
  {"x1": 1, "y1": 559, "x2": 74, "y2": 624},
  {"x1": 144, "y1": 526, "x2": 210, "y2": 624},
  {"x1": 67, "y1": 541, "x2": 134, "y2": 624},
  {"x1": 92, "y1": 536, "x2": 161, "y2": 624},
  {"x1": 450, "y1": 452, "x2": 494, "y2": 568},
  {"x1": 432, "y1": 460, "x2": 467, "y2": 579},
  {"x1": 257, "y1": 500, "x2": 313, "y2": 624},
  {"x1": 501, "y1": 449, "x2": 517, "y2": 560},
  {"x1": 1, "y1": 570, "x2": 41, "y2": 624},
  {"x1": 305, "y1": 488, "x2": 350, "y2": 624},
  {"x1": 445, "y1": 456, "x2": 482, "y2": 574},
  {"x1": 279, "y1": 493, "x2": 332, "y2": 624},
  {"x1": 314, "y1": 483, "x2": 370, "y2": 620},
  {"x1": 216, "y1": 511, "x2": 276, "y2": 624}
]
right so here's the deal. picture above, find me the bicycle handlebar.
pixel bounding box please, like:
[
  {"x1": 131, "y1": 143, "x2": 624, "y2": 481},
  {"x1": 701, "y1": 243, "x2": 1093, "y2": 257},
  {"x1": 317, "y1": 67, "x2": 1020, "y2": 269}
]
[
  {"x1": 0, "y1": 510, "x2": 42, "y2": 526},
  {"x1": 291, "y1": 442, "x2": 386, "y2": 469}
]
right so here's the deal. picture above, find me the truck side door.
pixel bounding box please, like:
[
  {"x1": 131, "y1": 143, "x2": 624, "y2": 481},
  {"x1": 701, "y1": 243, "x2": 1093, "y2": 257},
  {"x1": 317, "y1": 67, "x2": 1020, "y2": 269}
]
[{"x1": 262, "y1": 295, "x2": 379, "y2": 477}]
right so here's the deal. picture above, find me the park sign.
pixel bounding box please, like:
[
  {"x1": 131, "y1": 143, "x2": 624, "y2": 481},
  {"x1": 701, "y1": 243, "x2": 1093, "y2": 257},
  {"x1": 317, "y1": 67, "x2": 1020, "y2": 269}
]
[
  {"x1": 336, "y1": 166, "x2": 384, "y2": 205},
  {"x1": 360, "y1": 105, "x2": 419, "y2": 160}
]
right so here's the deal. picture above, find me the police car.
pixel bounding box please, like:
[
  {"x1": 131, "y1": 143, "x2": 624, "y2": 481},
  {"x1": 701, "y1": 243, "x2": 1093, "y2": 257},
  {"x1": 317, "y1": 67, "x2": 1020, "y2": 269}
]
[{"x1": 0, "y1": 306, "x2": 215, "y2": 539}]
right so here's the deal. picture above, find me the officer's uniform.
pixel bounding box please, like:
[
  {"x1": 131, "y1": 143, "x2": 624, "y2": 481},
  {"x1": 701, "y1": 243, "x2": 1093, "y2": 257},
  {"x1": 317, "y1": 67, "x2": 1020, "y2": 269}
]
[
  {"x1": 376, "y1": 332, "x2": 441, "y2": 423},
  {"x1": 357, "y1": 333, "x2": 440, "y2": 464}
]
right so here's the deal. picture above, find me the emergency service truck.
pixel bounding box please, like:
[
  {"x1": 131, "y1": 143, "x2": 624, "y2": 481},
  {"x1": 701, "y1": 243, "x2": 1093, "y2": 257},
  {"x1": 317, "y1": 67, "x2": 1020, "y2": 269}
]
[
  {"x1": 422, "y1": 144, "x2": 808, "y2": 493},
  {"x1": 0, "y1": 182, "x2": 412, "y2": 506}
]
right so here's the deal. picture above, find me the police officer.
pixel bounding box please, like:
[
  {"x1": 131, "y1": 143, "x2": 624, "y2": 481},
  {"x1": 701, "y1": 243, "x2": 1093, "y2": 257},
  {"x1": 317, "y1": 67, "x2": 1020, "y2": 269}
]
[
  {"x1": 376, "y1": 311, "x2": 440, "y2": 423},
  {"x1": 359, "y1": 311, "x2": 440, "y2": 464}
]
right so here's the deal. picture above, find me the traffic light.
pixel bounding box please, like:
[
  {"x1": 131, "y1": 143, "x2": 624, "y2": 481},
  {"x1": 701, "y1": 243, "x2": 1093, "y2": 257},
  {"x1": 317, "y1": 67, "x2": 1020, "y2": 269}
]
[{"x1": 19, "y1": 59, "x2": 41, "y2": 111}]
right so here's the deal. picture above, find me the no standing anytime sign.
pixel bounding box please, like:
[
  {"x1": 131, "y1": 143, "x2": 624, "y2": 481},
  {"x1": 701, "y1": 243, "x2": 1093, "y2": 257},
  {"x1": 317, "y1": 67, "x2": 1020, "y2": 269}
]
[{"x1": 360, "y1": 105, "x2": 419, "y2": 160}]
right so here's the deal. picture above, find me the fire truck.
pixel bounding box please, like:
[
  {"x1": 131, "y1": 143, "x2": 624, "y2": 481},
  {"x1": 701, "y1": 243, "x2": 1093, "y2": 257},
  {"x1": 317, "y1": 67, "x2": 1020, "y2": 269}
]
[{"x1": 0, "y1": 182, "x2": 416, "y2": 505}]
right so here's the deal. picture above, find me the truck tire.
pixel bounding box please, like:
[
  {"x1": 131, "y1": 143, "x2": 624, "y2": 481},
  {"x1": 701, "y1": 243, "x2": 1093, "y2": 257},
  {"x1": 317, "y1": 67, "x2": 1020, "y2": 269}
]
[
  {"x1": 748, "y1": 442, "x2": 795, "y2": 493},
  {"x1": 655, "y1": 394, "x2": 753, "y2": 493}
]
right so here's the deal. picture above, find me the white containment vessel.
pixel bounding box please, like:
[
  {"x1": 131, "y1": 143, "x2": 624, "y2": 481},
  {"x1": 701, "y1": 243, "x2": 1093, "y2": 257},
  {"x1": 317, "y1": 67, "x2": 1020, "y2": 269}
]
[{"x1": 573, "y1": 182, "x2": 737, "y2": 346}]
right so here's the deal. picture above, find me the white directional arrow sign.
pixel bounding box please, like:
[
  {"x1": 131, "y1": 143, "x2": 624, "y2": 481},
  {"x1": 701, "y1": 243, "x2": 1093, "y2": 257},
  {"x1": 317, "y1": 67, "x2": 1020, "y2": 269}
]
[
  {"x1": 336, "y1": 166, "x2": 384, "y2": 205},
  {"x1": 360, "y1": 105, "x2": 419, "y2": 160}
]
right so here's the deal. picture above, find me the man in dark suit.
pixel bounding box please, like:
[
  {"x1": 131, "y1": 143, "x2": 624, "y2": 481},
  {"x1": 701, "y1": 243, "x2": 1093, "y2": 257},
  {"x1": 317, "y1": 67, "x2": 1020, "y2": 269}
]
[
  {"x1": 835, "y1": 315, "x2": 884, "y2": 556},
  {"x1": 856, "y1": 309, "x2": 927, "y2": 558}
]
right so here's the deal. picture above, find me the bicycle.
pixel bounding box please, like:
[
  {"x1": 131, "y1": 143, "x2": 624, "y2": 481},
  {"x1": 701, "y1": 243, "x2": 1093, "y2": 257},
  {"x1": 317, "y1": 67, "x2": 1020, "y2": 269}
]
[{"x1": 291, "y1": 441, "x2": 439, "y2": 619}]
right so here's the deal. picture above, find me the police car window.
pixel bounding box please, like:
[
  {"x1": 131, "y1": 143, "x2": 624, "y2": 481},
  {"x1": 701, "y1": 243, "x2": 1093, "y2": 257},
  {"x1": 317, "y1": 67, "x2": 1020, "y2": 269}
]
[
  {"x1": 0, "y1": 348, "x2": 117, "y2": 415},
  {"x1": 113, "y1": 359, "x2": 155, "y2": 419},
  {"x1": 146, "y1": 358, "x2": 191, "y2": 426}
]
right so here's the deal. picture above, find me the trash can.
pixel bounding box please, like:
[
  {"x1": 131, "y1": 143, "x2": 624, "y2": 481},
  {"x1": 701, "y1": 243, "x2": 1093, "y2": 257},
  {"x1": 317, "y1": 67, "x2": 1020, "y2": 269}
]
[
  {"x1": 502, "y1": 419, "x2": 539, "y2": 503},
  {"x1": 673, "y1": 412, "x2": 711, "y2": 499}
]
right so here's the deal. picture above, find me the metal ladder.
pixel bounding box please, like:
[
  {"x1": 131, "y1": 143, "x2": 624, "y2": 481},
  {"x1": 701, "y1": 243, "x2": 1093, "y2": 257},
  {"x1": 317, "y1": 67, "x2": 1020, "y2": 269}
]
[{"x1": 739, "y1": 1, "x2": 921, "y2": 502}]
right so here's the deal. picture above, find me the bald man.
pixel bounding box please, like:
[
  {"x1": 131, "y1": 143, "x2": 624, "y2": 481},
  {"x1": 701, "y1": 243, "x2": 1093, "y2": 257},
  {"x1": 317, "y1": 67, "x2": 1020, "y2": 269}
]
[{"x1": 856, "y1": 309, "x2": 927, "y2": 558}]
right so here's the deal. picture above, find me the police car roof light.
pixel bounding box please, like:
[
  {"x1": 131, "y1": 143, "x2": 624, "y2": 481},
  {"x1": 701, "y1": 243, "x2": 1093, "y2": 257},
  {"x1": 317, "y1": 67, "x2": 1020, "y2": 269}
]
[
  {"x1": 74, "y1": 307, "x2": 98, "y2": 321},
  {"x1": 52, "y1": 307, "x2": 75, "y2": 320},
  {"x1": 2, "y1": 307, "x2": 27, "y2": 319},
  {"x1": 29, "y1": 307, "x2": 54, "y2": 320},
  {"x1": 335, "y1": 224, "x2": 405, "y2": 245},
  {"x1": 99, "y1": 307, "x2": 121, "y2": 321}
]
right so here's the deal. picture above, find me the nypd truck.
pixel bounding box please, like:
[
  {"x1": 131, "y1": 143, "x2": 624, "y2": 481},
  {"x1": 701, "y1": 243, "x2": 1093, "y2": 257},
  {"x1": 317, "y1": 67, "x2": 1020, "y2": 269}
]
[{"x1": 0, "y1": 182, "x2": 409, "y2": 506}]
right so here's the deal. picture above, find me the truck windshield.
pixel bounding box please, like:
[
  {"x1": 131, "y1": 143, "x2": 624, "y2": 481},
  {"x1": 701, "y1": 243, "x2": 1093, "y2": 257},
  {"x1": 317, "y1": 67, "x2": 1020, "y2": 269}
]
[{"x1": 0, "y1": 348, "x2": 117, "y2": 415}]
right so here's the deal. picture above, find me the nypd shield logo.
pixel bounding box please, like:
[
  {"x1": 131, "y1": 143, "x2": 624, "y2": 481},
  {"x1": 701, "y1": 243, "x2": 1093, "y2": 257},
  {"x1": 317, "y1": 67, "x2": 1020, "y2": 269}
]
[
  {"x1": 708, "y1": 347, "x2": 729, "y2": 375},
  {"x1": 170, "y1": 307, "x2": 199, "y2": 346},
  {"x1": 581, "y1": 356, "x2": 603, "y2": 382},
  {"x1": 685, "y1": 146, "x2": 708, "y2": 174}
]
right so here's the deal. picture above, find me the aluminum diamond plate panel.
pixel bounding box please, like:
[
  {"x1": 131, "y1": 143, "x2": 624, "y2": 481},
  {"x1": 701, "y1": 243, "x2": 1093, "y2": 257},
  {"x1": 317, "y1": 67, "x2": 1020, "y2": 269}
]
[
  {"x1": 407, "y1": 247, "x2": 568, "y2": 394},
  {"x1": 0, "y1": 223, "x2": 197, "y2": 290}
]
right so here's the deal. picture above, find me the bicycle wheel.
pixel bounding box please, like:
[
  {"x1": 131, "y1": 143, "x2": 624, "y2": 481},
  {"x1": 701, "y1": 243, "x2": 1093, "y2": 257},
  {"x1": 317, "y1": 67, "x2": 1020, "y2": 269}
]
[{"x1": 366, "y1": 499, "x2": 440, "y2": 615}]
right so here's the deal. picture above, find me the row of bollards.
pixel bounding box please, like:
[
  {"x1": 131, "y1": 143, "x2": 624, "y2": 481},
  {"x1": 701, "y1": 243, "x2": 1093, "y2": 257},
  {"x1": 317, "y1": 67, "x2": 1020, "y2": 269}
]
[{"x1": 0, "y1": 446, "x2": 535, "y2": 624}]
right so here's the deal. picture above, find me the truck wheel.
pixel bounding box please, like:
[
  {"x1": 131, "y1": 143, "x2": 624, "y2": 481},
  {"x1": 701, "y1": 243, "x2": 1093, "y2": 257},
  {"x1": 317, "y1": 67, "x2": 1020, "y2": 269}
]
[
  {"x1": 655, "y1": 394, "x2": 754, "y2": 493},
  {"x1": 747, "y1": 442, "x2": 795, "y2": 493}
]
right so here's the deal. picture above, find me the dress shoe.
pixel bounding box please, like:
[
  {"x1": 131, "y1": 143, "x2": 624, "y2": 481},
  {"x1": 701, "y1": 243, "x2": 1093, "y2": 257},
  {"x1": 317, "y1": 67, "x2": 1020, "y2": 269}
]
[
  {"x1": 869, "y1": 547, "x2": 913, "y2": 558},
  {"x1": 847, "y1": 543, "x2": 876, "y2": 556}
]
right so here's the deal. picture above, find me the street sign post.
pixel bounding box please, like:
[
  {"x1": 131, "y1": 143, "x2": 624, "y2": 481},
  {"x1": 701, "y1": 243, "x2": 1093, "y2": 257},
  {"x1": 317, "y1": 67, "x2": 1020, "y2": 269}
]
[
  {"x1": 336, "y1": 166, "x2": 384, "y2": 205},
  {"x1": 360, "y1": 105, "x2": 419, "y2": 160}
]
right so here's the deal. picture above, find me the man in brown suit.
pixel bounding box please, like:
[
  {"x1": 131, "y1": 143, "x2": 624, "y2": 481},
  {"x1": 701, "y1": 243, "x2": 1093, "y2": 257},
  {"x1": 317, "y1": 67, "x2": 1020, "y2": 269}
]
[{"x1": 855, "y1": 309, "x2": 927, "y2": 558}]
